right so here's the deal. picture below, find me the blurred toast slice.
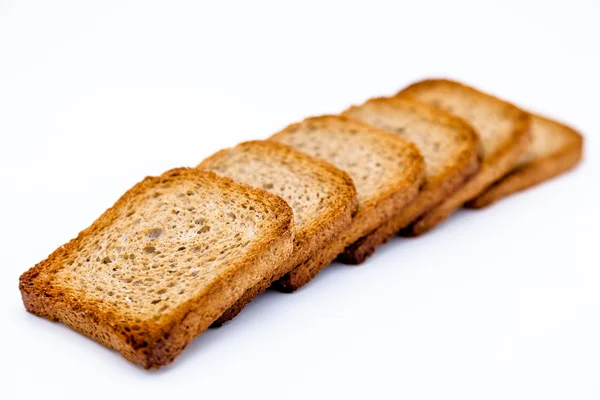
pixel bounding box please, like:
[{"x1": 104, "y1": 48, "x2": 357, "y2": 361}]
[
  {"x1": 396, "y1": 79, "x2": 530, "y2": 235},
  {"x1": 339, "y1": 97, "x2": 481, "y2": 264},
  {"x1": 269, "y1": 115, "x2": 425, "y2": 291},
  {"x1": 467, "y1": 113, "x2": 583, "y2": 208},
  {"x1": 199, "y1": 141, "x2": 357, "y2": 325},
  {"x1": 19, "y1": 168, "x2": 294, "y2": 368}
]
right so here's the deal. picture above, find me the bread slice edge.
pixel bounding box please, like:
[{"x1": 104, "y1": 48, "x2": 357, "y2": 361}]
[{"x1": 466, "y1": 115, "x2": 583, "y2": 208}]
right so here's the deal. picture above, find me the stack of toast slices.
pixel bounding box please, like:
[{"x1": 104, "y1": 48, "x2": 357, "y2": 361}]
[{"x1": 19, "y1": 78, "x2": 584, "y2": 369}]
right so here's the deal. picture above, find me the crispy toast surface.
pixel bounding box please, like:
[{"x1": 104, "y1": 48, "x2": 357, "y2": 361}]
[
  {"x1": 467, "y1": 113, "x2": 583, "y2": 208},
  {"x1": 396, "y1": 79, "x2": 530, "y2": 234},
  {"x1": 340, "y1": 97, "x2": 481, "y2": 263},
  {"x1": 19, "y1": 168, "x2": 294, "y2": 368},
  {"x1": 270, "y1": 115, "x2": 425, "y2": 290},
  {"x1": 199, "y1": 141, "x2": 357, "y2": 324}
]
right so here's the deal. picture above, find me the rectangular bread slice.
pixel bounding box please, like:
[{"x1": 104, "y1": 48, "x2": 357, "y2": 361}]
[
  {"x1": 339, "y1": 97, "x2": 481, "y2": 264},
  {"x1": 199, "y1": 141, "x2": 357, "y2": 325},
  {"x1": 467, "y1": 113, "x2": 583, "y2": 208},
  {"x1": 269, "y1": 115, "x2": 425, "y2": 291},
  {"x1": 19, "y1": 168, "x2": 294, "y2": 369},
  {"x1": 396, "y1": 79, "x2": 531, "y2": 235}
]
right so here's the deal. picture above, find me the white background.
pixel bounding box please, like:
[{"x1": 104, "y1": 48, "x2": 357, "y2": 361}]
[{"x1": 1, "y1": 1, "x2": 598, "y2": 399}]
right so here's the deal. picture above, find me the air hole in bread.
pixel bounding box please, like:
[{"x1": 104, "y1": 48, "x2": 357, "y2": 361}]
[
  {"x1": 143, "y1": 246, "x2": 156, "y2": 254},
  {"x1": 146, "y1": 228, "x2": 165, "y2": 241}
]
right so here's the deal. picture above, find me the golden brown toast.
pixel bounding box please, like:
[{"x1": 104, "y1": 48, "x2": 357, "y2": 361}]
[
  {"x1": 19, "y1": 168, "x2": 294, "y2": 368},
  {"x1": 467, "y1": 113, "x2": 583, "y2": 208},
  {"x1": 199, "y1": 141, "x2": 357, "y2": 324}
]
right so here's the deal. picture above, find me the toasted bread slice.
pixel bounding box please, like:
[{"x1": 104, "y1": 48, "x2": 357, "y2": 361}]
[
  {"x1": 269, "y1": 115, "x2": 425, "y2": 291},
  {"x1": 396, "y1": 79, "x2": 530, "y2": 235},
  {"x1": 19, "y1": 168, "x2": 294, "y2": 369},
  {"x1": 199, "y1": 141, "x2": 357, "y2": 325},
  {"x1": 339, "y1": 97, "x2": 481, "y2": 263},
  {"x1": 467, "y1": 113, "x2": 583, "y2": 208}
]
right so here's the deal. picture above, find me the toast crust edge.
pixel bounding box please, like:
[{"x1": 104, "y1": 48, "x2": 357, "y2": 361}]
[
  {"x1": 273, "y1": 235, "x2": 347, "y2": 292},
  {"x1": 340, "y1": 149, "x2": 479, "y2": 263},
  {"x1": 274, "y1": 177, "x2": 422, "y2": 291},
  {"x1": 273, "y1": 177, "x2": 422, "y2": 291},
  {"x1": 466, "y1": 115, "x2": 583, "y2": 208}
]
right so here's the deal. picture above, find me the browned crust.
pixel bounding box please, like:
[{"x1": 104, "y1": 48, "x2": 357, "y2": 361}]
[
  {"x1": 199, "y1": 141, "x2": 358, "y2": 326},
  {"x1": 466, "y1": 115, "x2": 584, "y2": 208},
  {"x1": 273, "y1": 235, "x2": 347, "y2": 293},
  {"x1": 338, "y1": 97, "x2": 482, "y2": 264},
  {"x1": 340, "y1": 153, "x2": 479, "y2": 264},
  {"x1": 269, "y1": 115, "x2": 425, "y2": 291},
  {"x1": 274, "y1": 173, "x2": 422, "y2": 291},
  {"x1": 395, "y1": 79, "x2": 531, "y2": 235},
  {"x1": 19, "y1": 168, "x2": 294, "y2": 369},
  {"x1": 274, "y1": 170, "x2": 421, "y2": 291},
  {"x1": 211, "y1": 208, "x2": 353, "y2": 325}
]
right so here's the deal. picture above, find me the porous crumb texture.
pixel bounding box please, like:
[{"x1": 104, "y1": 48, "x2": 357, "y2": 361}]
[
  {"x1": 339, "y1": 97, "x2": 481, "y2": 263},
  {"x1": 270, "y1": 115, "x2": 425, "y2": 290},
  {"x1": 343, "y1": 97, "x2": 480, "y2": 190},
  {"x1": 467, "y1": 113, "x2": 583, "y2": 208},
  {"x1": 19, "y1": 168, "x2": 294, "y2": 368},
  {"x1": 199, "y1": 140, "x2": 357, "y2": 324},
  {"x1": 200, "y1": 141, "x2": 356, "y2": 243},
  {"x1": 396, "y1": 79, "x2": 530, "y2": 235},
  {"x1": 54, "y1": 173, "x2": 285, "y2": 320},
  {"x1": 270, "y1": 115, "x2": 423, "y2": 214},
  {"x1": 399, "y1": 79, "x2": 526, "y2": 162}
]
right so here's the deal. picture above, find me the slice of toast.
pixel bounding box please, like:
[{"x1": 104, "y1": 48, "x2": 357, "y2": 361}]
[
  {"x1": 199, "y1": 141, "x2": 358, "y2": 325},
  {"x1": 269, "y1": 115, "x2": 425, "y2": 291},
  {"x1": 339, "y1": 97, "x2": 481, "y2": 264},
  {"x1": 467, "y1": 113, "x2": 583, "y2": 208},
  {"x1": 19, "y1": 168, "x2": 294, "y2": 369},
  {"x1": 396, "y1": 79, "x2": 531, "y2": 235}
]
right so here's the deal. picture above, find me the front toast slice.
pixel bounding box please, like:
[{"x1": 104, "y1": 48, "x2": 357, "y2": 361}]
[
  {"x1": 199, "y1": 141, "x2": 357, "y2": 325},
  {"x1": 270, "y1": 115, "x2": 425, "y2": 290},
  {"x1": 339, "y1": 97, "x2": 481, "y2": 263},
  {"x1": 396, "y1": 79, "x2": 531, "y2": 235},
  {"x1": 19, "y1": 168, "x2": 294, "y2": 369},
  {"x1": 467, "y1": 113, "x2": 583, "y2": 208}
]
